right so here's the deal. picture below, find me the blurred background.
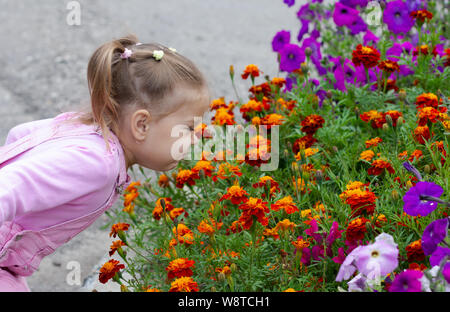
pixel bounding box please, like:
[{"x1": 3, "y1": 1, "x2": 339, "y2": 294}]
[{"x1": 0, "y1": 0, "x2": 302, "y2": 291}]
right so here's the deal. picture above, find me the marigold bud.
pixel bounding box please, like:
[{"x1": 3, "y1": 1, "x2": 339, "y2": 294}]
[
  {"x1": 230, "y1": 263, "x2": 237, "y2": 273},
  {"x1": 397, "y1": 116, "x2": 404, "y2": 125},
  {"x1": 385, "y1": 114, "x2": 393, "y2": 126},
  {"x1": 218, "y1": 272, "x2": 226, "y2": 282},
  {"x1": 284, "y1": 149, "x2": 289, "y2": 158},
  {"x1": 382, "y1": 123, "x2": 389, "y2": 131},
  {"x1": 406, "y1": 180, "x2": 413, "y2": 189},
  {"x1": 291, "y1": 162, "x2": 299, "y2": 172},
  {"x1": 300, "y1": 62, "x2": 309, "y2": 73},
  {"x1": 211, "y1": 287, "x2": 217, "y2": 292},
  {"x1": 424, "y1": 164, "x2": 431, "y2": 174},
  {"x1": 391, "y1": 190, "x2": 399, "y2": 200},
  {"x1": 398, "y1": 89, "x2": 407, "y2": 101},
  {"x1": 380, "y1": 0, "x2": 386, "y2": 10},
  {"x1": 326, "y1": 90, "x2": 333, "y2": 99},
  {"x1": 333, "y1": 146, "x2": 339, "y2": 153},
  {"x1": 315, "y1": 170, "x2": 324, "y2": 182},
  {"x1": 120, "y1": 285, "x2": 129, "y2": 292},
  {"x1": 304, "y1": 47, "x2": 313, "y2": 57}
]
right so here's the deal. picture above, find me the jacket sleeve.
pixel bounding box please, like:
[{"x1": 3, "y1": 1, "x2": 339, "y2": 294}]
[
  {"x1": 0, "y1": 144, "x2": 114, "y2": 226},
  {"x1": 4, "y1": 118, "x2": 54, "y2": 145}
]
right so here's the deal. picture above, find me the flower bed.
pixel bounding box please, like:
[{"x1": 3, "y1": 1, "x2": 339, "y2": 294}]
[{"x1": 101, "y1": 0, "x2": 449, "y2": 292}]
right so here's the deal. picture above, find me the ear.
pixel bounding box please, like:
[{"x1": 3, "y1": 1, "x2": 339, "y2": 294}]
[{"x1": 131, "y1": 109, "x2": 152, "y2": 141}]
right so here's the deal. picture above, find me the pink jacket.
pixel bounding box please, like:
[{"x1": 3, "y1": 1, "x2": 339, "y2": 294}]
[{"x1": 0, "y1": 111, "x2": 131, "y2": 277}]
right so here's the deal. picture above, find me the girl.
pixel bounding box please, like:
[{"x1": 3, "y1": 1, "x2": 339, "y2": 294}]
[{"x1": 0, "y1": 34, "x2": 211, "y2": 291}]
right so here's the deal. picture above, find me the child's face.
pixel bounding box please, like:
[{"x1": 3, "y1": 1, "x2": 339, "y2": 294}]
[{"x1": 121, "y1": 85, "x2": 210, "y2": 172}]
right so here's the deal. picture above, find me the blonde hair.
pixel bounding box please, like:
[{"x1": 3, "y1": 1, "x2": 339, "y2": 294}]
[{"x1": 60, "y1": 33, "x2": 209, "y2": 153}]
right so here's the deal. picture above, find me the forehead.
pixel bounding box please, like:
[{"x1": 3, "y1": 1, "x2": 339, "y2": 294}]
[{"x1": 169, "y1": 85, "x2": 211, "y2": 119}]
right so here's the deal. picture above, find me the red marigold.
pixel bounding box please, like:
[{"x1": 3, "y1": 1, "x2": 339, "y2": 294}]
[
  {"x1": 109, "y1": 223, "x2": 130, "y2": 238},
  {"x1": 166, "y1": 258, "x2": 195, "y2": 280},
  {"x1": 109, "y1": 240, "x2": 126, "y2": 257},
  {"x1": 99, "y1": 259, "x2": 125, "y2": 284},
  {"x1": 378, "y1": 60, "x2": 400, "y2": 73},
  {"x1": 175, "y1": 169, "x2": 200, "y2": 188},
  {"x1": 413, "y1": 125, "x2": 431, "y2": 144},
  {"x1": 352, "y1": 44, "x2": 380, "y2": 69},
  {"x1": 415, "y1": 93, "x2": 439, "y2": 109},
  {"x1": 406, "y1": 239, "x2": 425, "y2": 262},
  {"x1": 249, "y1": 82, "x2": 272, "y2": 97},
  {"x1": 410, "y1": 9, "x2": 433, "y2": 23},
  {"x1": 241, "y1": 64, "x2": 261, "y2": 80},
  {"x1": 238, "y1": 197, "x2": 270, "y2": 229},
  {"x1": 367, "y1": 159, "x2": 396, "y2": 176},
  {"x1": 445, "y1": 48, "x2": 450, "y2": 67},
  {"x1": 292, "y1": 135, "x2": 318, "y2": 154},
  {"x1": 301, "y1": 114, "x2": 325, "y2": 135},
  {"x1": 413, "y1": 45, "x2": 438, "y2": 57},
  {"x1": 169, "y1": 276, "x2": 199, "y2": 292},
  {"x1": 220, "y1": 185, "x2": 249, "y2": 205},
  {"x1": 365, "y1": 137, "x2": 383, "y2": 148},
  {"x1": 342, "y1": 187, "x2": 377, "y2": 216},
  {"x1": 417, "y1": 106, "x2": 441, "y2": 126},
  {"x1": 346, "y1": 217, "x2": 370, "y2": 242}
]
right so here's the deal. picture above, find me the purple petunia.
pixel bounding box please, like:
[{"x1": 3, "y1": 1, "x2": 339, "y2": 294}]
[
  {"x1": 403, "y1": 181, "x2": 444, "y2": 217},
  {"x1": 279, "y1": 43, "x2": 305, "y2": 72},
  {"x1": 333, "y1": 2, "x2": 360, "y2": 27},
  {"x1": 429, "y1": 247, "x2": 450, "y2": 267},
  {"x1": 422, "y1": 218, "x2": 449, "y2": 255},
  {"x1": 389, "y1": 270, "x2": 423, "y2": 292},
  {"x1": 336, "y1": 245, "x2": 364, "y2": 281},
  {"x1": 402, "y1": 161, "x2": 423, "y2": 181},
  {"x1": 283, "y1": 0, "x2": 295, "y2": 7},
  {"x1": 443, "y1": 263, "x2": 450, "y2": 284},
  {"x1": 363, "y1": 30, "x2": 379, "y2": 46},
  {"x1": 383, "y1": 0, "x2": 415, "y2": 34},
  {"x1": 348, "y1": 16, "x2": 367, "y2": 35},
  {"x1": 340, "y1": 0, "x2": 368, "y2": 8},
  {"x1": 272, "y1": 30, "x2": 291, "y2": 52}
]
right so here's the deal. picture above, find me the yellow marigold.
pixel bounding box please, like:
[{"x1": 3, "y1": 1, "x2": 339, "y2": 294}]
[
  {"x1": 215, "y1": 266, "x2": 232, "y2": 276},
  {"x1": 442, "y1": 120, "x2": 450, "y2": 131},
  {"x1": 284, "y1": 288, "x2": 297, "y2": 292},
  {"x1": 241, "y1": 99, "x2": 264, "y2": 112},
  {"x1": 251, "y1": 116, "x2": 261, "y2": 125},
  {"x1": 359, "y1": 150, "x2": 375, "y2": 162},
  {"x1": 271, "y1": 77, "x2": 286, "y2": 87},
  {"x1": 275, "y1": 219, "x2": 296, "y2": 232},
  {"x1": 169, "y1": 207, "x2": 185, "y2": 220},
  {"x1": 123, "y1": 191, "x2": 139, "y2": 207},
  {"x1": 169, "y1": 276, "x2": 199, "y2": 292},
  {"x1": 192, "y1": 160, "x2": 215, "y2": 177},
  {"x1": 261, "y1": 113, "x2": 285, "y2": 126}
]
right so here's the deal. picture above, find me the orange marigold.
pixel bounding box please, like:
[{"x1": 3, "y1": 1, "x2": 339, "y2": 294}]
[
  {"x1": 191, "y1": 160, "x2": 215, "y2": 178},
  {"x1": 367, "y1": 159, "x2": 395, "y2": 176},
  {"x1": 410, "y1": 9, "x2": 433, "y2": 23},
  {"x1": 109, "y1": 223, "x2": 129, "y2": 238},
  {"x1": 241, "y1": 64, "x2": 261, "y2": 80},
  {"x1": 275, "y1": 219, "x2": 296, "y2": 232},
  {"x1": 158, "y1": 174, "x2": 170, "y2": 187},
  {"x1": 271, "y1": 196, "x2": 299, "y2": 214},
  {"x1": 415, "y1": 93, "x2": 439, "y2": 109},
  {"x1": 360, "y1": 150, "x2": 375, "y2": 162},
  {"x1": 109, "y1": 240, "x2": 126, "y2": 256},
  {"x1": 219, "y1": 185, "x2": 249, "y2": 205},
  {"x1": 166, "y1": 258, "x2": 195, "y2": 279},
  {"x1": 212, "y1": 162, "x2": 242, "y2": 182},
  {"x1": 169, "y1": 276, "x2": 199, "y2": 292},
  {"x1": 211, "y1": 107, "x2": 236, "y2": 126},
  {"x1": 175, "y1": 169, "x2": 200, "y2": 188},
  {"x1": 291, "y1": 238, "x2": 310, "y2": 251},
  {"x1": 413, "y1": 125, "x2": 431, "y2": 144},
  {"x1": 197, "y1": 218, "x2": 223, "y2": 235},
  {"x1": 99, "y1": 259, "x2": 125, "y2": 284},
  {"x1": 365, "y1": 137, "x2": 382, "y2": 148}
]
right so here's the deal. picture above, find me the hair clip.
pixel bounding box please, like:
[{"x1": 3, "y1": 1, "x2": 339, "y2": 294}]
[
  {"x1": 136, "y1": 42, "x2": 143, "y2": 46},
  {"x1": 120, "y1": 48, "x2": 133, "y2": 59},
  {"x1": 152, "y1": 50, "x2": 164, "y2": 61},
  {"x1": 168, "y1": 47, "x2": 177, "y2": 53}
]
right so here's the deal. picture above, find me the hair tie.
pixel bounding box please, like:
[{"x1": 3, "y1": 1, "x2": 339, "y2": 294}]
[
  {"x1": 152, "y1": 50, "x2": 164, "y2": 61},
  {"x1": 120, "y1": 48, "x2": 133, "y2": 59}
]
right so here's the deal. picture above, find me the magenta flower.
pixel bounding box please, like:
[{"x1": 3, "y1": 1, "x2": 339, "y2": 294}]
[
  {"x1": 340, "y1": 0, "x2": 368, "y2": 8},
  {"x1": 348, "y1": 16, "x2": 367, "y2": 35},
  {"x1": 443, "y1": 263, "x2": 450, "y2": 284},
  {"x1": 333, "y1": 247, "x2": 347, "y2": 264},
  {"x1": 333, "y1": 2, "x2": 359, "y2": 27},
  {"x1": 389, "y1": 270, "x2": 423, "y2": 292},
  {"x1": 272, "y1": 30, "x2": 291, "y2": 52},
  {"x1": 363, "y1": 30, "x2": 379, "y2": 45},
  {"x1": 403, "y1": 181, "x2": 444, "y2": 217},
  {"x1": 383, "y1": 0, "x2": 415, "y2": 34},
  {"x1": 422, "y1": 218, "x2": 449, "y2": 255},
  {"x1": 279, "y1": 43, "x2": 305, "y2": 72}
]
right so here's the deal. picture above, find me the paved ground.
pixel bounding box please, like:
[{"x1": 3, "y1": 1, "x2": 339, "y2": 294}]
[{"x1": 0, "y1": 0, "x2": 301, "y2": 291}]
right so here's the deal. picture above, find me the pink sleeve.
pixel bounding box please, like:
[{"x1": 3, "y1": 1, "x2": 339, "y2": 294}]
[
  {"x1": 4, "y1": 118, "x2": 53, "y2": 145},
  {"x1": 0, "y1": 144, "x2": 114, "y2": 226}
]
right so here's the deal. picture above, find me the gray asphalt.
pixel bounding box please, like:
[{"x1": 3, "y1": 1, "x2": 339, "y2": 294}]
[{"x1": 0, "y1": 0, "x2": 301, "y2": 291}]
